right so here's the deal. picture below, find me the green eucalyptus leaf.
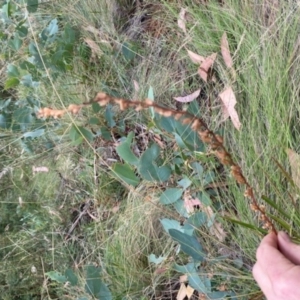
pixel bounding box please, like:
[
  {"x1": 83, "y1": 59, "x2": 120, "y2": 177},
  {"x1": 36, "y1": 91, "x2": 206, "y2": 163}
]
[
  {"x1": 176, "y1": 121, "x2": 204, "y2": 152},
  {"x1": 100, "y1": 126, "x2": 112, "y2": 141},
  {"x1": 174, "y1": 200, "x2": 189, "y2": 218},
  {"x1": 16, "y1": 25, "x2": 28, "y2": 37},
  {"x1": 105, "y1": 104, "x2": 116, "y2": 127},
  {"x1": 69, "y1": 124, "x2": 83, "y2": 145},
  {"x1": 160, "y1": 188, "x2": 183, "y2": 205},
  {"x1": 63, "y1": 24, "x2": 76, "y2": 44},
  {"x1": 92, "y1": 102, "x2": 101, "y2": 113},
  {"x1": 19, "y1": 61, "x2": 37, "y2": 76},
  {"x1": 4, "y1": 77, "x2": 19, "y2": 89},
  {"x1": 148, "y1": 86, "x2": 155, "y2": 119},
  {"x1": 155, "y1": 115, "x2": 176, "y2": 133},
  {"x1": 85, "y1": 265, "x2": 102, "y2": 294},
  {"x1": 41, "y1": 19, "x2": 58, "y2": 42},
  {"x1": 138, "y1": 143, "x2": 171, "y2": 182},
  {"x1": 21, "y1": 74, "x2": 39, "y2": 88},
  {"x1": 122, "y1": 42, "x2": 136, "y2": 62},
  {"x1": 85, "y1": 265, "x2": 112, "y2": 300},
  {"x1": 178, "y1": 176, "x2": 192, "y2": 190},
  {"x1": 169, "y1": 229, "x2": 205, "y2": 261},
  {"x1": 13, "y1": 107, "x2": 34, "y2": 131},
  {"x1": 112, "y1": 163, "x2": 140, "y2": 187},
  {"x1": 188, "y1": 273, "x2": 207, "y2": 293},
  {"x1": 77, "y1": 126, "x2": 94, "y2": 142},
  {"x1": 89, "y1": 117, "x2": 100, "y2": 125},
  {"x1": 148, "y1": 86, "x2": 154, "y2": 100},
  {"x1": 23, "y1": 128, "x2": 44, "y2": 138},
  {"x1": 148, "y1": 254, "x2": 166, "y2": 264},
  {"x1": 182, "y1": 222, "x2": 194, "y2": 236},
  {"x1": 0, "y1": 115, "x2": 6, "y2": 129},
  {"x1": 203, "y1": 171, "x2": 215, "y2": 185},
  {"x1": 26, "y1": 0, "x2": 38, "y2": 12},
  {"x1": 69, "y1": 124, "x2": 79, "y2": 141},
  {"x1": 199, "y1": 191, "x2": 212, "y2": 206},
  {"x1": 173, "y1": 262, "x2": 197, "y2": 273},
  {"x1": 187, "y1": 212, "x2": 207, "y2": 228},
  {"x1": 20, "y1": 139, "x2": 33, "y2": 153},
  {"x1": 116, "y1": 132, "x2": 139, "y2": 166},
  {"x1": 0, "y1": 99, "x2": 11, "y2": 110},
  {"x1": 191, "y1": 162, "x2": 204, "y2": 177},
  {"x1": 65, "y1": 269, "x2": 78, "y2": 286},
  {"x1": 8, "y1": 36, "x2": 22, "y2": 51},
  {"x1": 160, "y1": 218, "x2": 183, "y2": 233},
  {"x1": 207, "y1": 291, "x2": 232, "y2": 299},
  {"x1": 2, "y1": 2, "x2": 11, "y2": 18},
  {"x1": 0, "y1": 114, "x2": 10, "y2": 129},
  {"x1": 7, "y1": 64, "x2": 20, "y2": 77},
  {"x1": 174, "y1": 132, "x2": 186, "y2": 149},
  {"x1": 187, "y1": 100, "x2": 201, "y2": 118},
  {"x1": 46, "y1": 271, "x2": 67, "y2": 283}
]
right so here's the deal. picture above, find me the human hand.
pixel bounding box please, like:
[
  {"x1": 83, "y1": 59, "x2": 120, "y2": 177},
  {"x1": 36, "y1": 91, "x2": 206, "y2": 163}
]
[{"x1": 253, "y1": 231, "x2": 300, "y2": 300}]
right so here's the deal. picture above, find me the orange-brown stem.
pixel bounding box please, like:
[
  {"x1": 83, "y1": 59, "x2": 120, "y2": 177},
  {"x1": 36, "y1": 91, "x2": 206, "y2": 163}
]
[{"x1": 38, "y1": 92, "x2": 277, "y2": 233}]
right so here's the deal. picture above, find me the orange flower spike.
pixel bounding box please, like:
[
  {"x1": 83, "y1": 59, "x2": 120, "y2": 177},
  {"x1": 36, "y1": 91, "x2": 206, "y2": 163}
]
[
  {"x1": 144, "y1": 99, "x2": 154, "y2": 106},
  {"x1": 191, "y1": 119, "x2": 201, "y2": 131},
  {"x1": 51, "y1": 109, "x2": 65, "y2": 119},
  {"x1": 37, "y1": 107, "x2": 58, "y2": 118},
  {"x1": 199, "y1": 130, "x2": 211, "y2": 143},
  {"x1": 215, "y1": 134, "x2": 224, "y2": 144},
  {"x1": 244, "y1": 187, "x2": 254, "y2": 198},
  {"x1": 68, "y1": 104, "x2": 82, "y2": 114},
  {"x1": 161, "y1": 110, "x2": 173, "y2": 118},
  {"x1": 94, "y1": 92, "x2": 110, "y2": 106}
]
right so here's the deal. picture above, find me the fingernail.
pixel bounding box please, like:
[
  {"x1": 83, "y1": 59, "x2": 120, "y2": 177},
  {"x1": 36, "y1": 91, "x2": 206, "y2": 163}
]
[{"x1": 279, "y1": 231, "x2": 291, "y2": 242}]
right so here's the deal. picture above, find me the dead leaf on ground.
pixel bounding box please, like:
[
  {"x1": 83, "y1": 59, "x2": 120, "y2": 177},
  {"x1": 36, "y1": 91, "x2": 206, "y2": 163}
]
[
  {"x1": 219, "y1": 87, "x2": 241, "y2": 130},
  {"x1": 209, "y1": 221, "x2": 227, "y2": 242},
  {"x1": 32, "y1": 166, "x2": 49, "y2": 173},
  {"x1": 178, "y1": 8, "x2": 187, "y2": 33},
  {"x1": 221, "y1": 32, "x2": 233, "y2": 68},
  {"x1": 133, "y1": 80, "x2": 139, "y2": 92},
  {"x1": 155, "y1": 267, "x2": 167, "y2": 275},
  {"x1": 198, "y1": 53, "x2": 217, "y2": 82},
  {"x1": 287, "y1": 148, "x2": 300, "y2": 190},
  {"x1": 184, "y1": 197, "x2": 201, "y2": 214},
  {"x1": 84, "y1": 25, "x2": 111, "y2": 45},
  {"x1": 186, "y1": 285, "x2": 194, "y2": 298},
  {"x1": 177, "y1": 283, "x2": 187, "y2": 300},
  {"x1": 187, "y1": 49, "x2": 205, "y2": 64},
  {"x1": 179, "y1": 274, "x2": 188, "y2": 283},
  {"x1": 85, "y1": 25, "x2": 100, "y2": 35},
  {"x1": 174, "y1": 89, "x2": 201, "y2": 103},
  {"x1": 112, "y1": 204, "x2": 120, "y2": 214},
  {"x1": 177, "y1": 283, "x2": 194, "y2": 300},
  {"x1": 133, "y1": 80, "x2": 140, "y2": 99}
]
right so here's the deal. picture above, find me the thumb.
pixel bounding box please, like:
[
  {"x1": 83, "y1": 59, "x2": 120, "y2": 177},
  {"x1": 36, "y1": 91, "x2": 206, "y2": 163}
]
[{"x1": 278, "y1": 231, "x2": 300, "y2": 265}]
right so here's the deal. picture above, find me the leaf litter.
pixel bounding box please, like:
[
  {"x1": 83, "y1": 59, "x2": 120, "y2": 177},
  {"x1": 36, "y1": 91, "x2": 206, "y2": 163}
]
[
  {"x1": 198, "y1": 53, "x2": 217, "y2": 82},
  {"x1": 219, "y1": 87, "x2": 241, "y2": 130},
  {"x1": 187, "y1": 49, "x2": 205, "y2": 64},
  {"x1": 221, "y1": 32, "x2": 233, "y2": 68},
  {"x1": 178, "y1": 8, "x2": 187, "y2": 33},
  {"x1": 174, "y1": 89, "x2": 201, "y2": 103}
]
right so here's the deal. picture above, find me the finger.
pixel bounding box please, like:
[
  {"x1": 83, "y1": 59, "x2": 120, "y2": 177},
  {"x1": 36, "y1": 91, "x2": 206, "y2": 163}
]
[
  {"x1": 256, "y1": 232, "x2": 294, "y2": 277},
  {"x1": 252, "y1": 262, "x2": 274, "y2": 298},
  {"x1": 278, "y1": 231, "x2": 300, "y2": 265},
  {"x1": 259, "y1": 231, "x2": 278, "y2": 250},
  {"x1": 256, "y1": 232, "x2": 278, "y2": 262}
]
